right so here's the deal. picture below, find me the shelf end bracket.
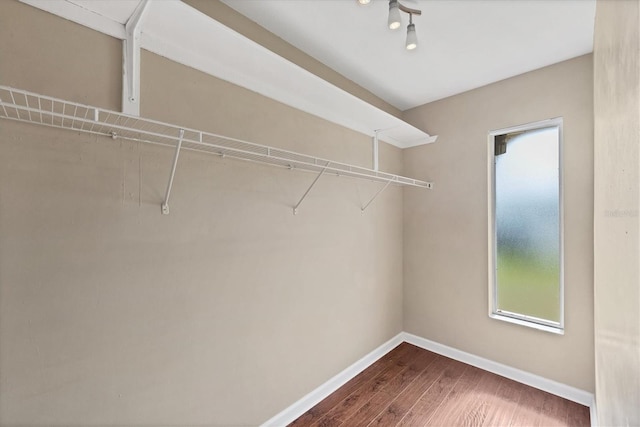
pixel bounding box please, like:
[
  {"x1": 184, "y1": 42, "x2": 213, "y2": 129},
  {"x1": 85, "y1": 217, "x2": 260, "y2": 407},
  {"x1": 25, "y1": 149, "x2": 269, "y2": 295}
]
[{"x1": 161, "y1": 129, "x2": 185, "y2": 215}]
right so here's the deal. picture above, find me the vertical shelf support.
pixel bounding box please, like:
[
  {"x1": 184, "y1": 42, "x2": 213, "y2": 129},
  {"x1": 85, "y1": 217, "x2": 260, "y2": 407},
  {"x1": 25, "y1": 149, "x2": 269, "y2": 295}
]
[
  {"x1": 293, "y1": 162, "x2": 330, "y2": 215},
  {"x1": 122, "y1": 0, "x2": 150, "y2": 116},
  {"x1": 361, "y1": 180, "x2": 393, "y2": 213},
  {"x1": 161, "y1": 129, "x2": 185, "y2": 215},
  {"x1": 373, "y1": 130, "x2": 380, "y2": 171}
]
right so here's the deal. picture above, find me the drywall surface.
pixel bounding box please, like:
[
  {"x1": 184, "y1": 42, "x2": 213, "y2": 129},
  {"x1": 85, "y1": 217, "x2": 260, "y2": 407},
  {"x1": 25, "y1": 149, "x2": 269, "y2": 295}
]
[
  {"x1": 402, "y1": 55, "x2": 594, "y2": 392},
  {"x1": 0, "y1": 1, "x2": 404, "y2": 425},
  {"x1": 593, "y1": 0, "x2": 640, "y2": 424}
]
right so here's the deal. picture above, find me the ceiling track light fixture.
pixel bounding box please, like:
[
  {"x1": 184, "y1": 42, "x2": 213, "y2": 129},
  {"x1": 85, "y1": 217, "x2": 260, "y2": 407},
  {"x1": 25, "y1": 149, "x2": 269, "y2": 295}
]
[
  {"x1": 360, "y1": 0, "x2": 422, "y2": 50},
  {"x1": 388, "y1": 0, "x2": 402, "y2": 29},
  {"x1": 406, "y1": 13, "x2": 418, "y2": 50},
  {"x1": 357, "y1": 0, "x2": 422, "y2": 50}
]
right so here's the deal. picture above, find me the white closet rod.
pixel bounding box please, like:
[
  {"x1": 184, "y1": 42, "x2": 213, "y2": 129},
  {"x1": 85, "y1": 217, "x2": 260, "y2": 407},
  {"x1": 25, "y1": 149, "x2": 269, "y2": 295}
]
[{"x1": 0, "y1": 85, "x2": 433, "y2": 213}]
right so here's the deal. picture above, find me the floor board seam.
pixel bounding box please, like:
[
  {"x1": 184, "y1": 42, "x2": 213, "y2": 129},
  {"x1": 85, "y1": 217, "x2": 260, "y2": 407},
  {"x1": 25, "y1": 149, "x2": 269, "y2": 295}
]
[
  {"x1": 393, "y1": 358, "x2": 451, "y2": 426},
  {"x1": 421, "y1": 362, "x2": 472, "y2": 426}
]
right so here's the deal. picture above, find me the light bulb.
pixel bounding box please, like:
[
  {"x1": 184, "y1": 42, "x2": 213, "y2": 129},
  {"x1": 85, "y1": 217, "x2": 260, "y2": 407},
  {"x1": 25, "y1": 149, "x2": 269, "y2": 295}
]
[
  {"x1": 406, "y1": 23, "x2": 417, "y2": 50},
  {"x1": 388, "y1": 0, "x2": 401, "y2": 30},
  {"x1": 357, "y1": 0, "x2": 371, "y2": 4}
]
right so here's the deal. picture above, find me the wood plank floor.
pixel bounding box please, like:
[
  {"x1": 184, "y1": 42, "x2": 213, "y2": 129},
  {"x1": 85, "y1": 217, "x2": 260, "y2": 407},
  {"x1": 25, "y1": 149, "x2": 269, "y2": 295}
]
[{"x1": 289, "y1": 343, "x2": 590, "y2": 427}]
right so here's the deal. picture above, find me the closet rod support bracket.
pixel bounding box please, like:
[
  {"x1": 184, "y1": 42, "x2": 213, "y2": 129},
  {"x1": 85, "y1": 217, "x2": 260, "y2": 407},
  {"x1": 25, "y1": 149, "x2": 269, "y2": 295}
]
[
  {"x1": 161, "y1": 128, "x2": 185, "y2": 215},
  {"x1": 361, "y1": 179, "x2": 393, "y2": 213},
  {"x1": 293, "y1": 162, "x2": 330, "y2": 215}
]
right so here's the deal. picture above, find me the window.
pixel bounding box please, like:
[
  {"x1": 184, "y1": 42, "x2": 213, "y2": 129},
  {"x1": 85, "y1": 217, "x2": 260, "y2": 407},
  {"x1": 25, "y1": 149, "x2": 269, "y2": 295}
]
[{"x1": 488, "y1": 118, "x2": 563, "y2": 334}]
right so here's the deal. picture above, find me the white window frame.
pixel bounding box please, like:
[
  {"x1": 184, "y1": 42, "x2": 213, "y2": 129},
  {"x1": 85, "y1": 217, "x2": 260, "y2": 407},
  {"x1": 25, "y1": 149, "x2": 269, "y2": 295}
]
[{"x1": 487, "y1": 117, "x2": 565, "y2": 335}]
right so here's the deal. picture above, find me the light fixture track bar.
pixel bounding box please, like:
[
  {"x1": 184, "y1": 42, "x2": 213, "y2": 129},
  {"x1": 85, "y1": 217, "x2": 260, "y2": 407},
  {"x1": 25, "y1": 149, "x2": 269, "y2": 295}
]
[{"x1": 398, "y1": 3, "x2": 421, "y2": 15}]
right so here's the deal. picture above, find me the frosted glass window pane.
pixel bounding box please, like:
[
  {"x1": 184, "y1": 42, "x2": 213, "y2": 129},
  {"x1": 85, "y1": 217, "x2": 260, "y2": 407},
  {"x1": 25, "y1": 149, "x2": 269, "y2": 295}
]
[{"x1": 495, "y1": 127, "x2": 560, "y2": 323}]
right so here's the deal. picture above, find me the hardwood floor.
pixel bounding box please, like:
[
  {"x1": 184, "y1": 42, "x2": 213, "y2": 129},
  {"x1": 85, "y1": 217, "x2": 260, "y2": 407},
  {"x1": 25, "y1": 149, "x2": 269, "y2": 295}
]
[{"x1": 289, "y1": 343, "x2": 590, "y2": 427}]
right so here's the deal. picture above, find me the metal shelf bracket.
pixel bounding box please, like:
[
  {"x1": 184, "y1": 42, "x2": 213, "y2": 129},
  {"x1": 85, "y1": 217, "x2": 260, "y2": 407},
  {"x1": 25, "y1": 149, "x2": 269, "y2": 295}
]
[
  {"x1": 361, "y1": 179, "x2": 393, "y2": 213},
  {"x1": 293, "y1": 162, "x2": 330, "y2": 215},
  {"x1": 161, "y1": 128, "x2": 185, "y2": 215}
]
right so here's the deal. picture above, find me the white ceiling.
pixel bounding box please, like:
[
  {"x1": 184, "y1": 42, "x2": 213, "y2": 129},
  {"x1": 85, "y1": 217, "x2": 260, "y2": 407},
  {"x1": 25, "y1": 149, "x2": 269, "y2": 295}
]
[
  {"x1": 221, "y1": 0, "x2": 596, "y2": 110},
  {"x1": 17, "y1": 0, "x2": 596, "y2": 148}
]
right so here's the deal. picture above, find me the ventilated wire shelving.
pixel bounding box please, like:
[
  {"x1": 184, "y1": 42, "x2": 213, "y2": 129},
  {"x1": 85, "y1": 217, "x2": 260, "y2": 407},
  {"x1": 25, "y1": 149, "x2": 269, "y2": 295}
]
[{"x1": 0, "y1": 85, "x2": 433, "y2": 214}]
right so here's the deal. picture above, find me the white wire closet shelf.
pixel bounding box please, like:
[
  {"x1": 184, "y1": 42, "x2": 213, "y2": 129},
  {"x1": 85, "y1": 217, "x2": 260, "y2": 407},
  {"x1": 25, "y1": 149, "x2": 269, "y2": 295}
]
[{"x1": 0, "y1": 85, "x2": 433, "y2": 214}]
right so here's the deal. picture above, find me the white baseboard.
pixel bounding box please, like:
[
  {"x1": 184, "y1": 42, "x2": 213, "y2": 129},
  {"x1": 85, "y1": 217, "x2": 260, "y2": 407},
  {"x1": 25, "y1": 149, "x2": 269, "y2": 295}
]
[
  {"x1": 260, "y1": 333, "x2": 405, "y2": 427},
  {"x1": 400, "y1": 332, "x2": 595, "y2": 408},
  {"x1": 261, "y1": 331, "x2": 596, "y2": 426}
]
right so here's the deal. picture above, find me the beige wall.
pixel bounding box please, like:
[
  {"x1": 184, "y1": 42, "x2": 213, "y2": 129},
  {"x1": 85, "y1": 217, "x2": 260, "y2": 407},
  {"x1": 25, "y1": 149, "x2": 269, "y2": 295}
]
[
  {"x1": 593, "y1": 0, "x2": 640, "y2": 424},
  {"x1": 0, "y1": 1, "x2": 404, "y2": 425},
  {"x1": 402, "y1": 55, "x2": 595, "y2": 392}
]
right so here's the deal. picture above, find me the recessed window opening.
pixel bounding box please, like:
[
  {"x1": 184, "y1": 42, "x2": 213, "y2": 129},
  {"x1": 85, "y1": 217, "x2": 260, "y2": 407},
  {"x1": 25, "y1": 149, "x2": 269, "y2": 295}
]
[{"x1": 488, "y1": 118, "x2": 564, "y2": 334}]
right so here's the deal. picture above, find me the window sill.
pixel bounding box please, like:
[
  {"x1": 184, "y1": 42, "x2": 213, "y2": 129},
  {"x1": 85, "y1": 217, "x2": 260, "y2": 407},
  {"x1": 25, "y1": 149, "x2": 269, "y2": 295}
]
[{"x1": 490, "y1": 312, "x2": 564, "y2": 335}]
